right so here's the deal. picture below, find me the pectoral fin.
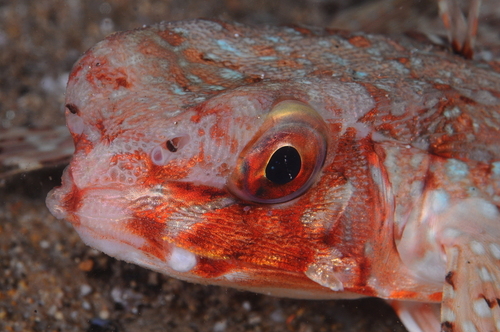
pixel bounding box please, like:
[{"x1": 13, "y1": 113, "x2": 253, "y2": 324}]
[
  {"x1": 440, "y1": 238, "x2": 500, "y2": 332},
  {"x1": 389, "y1": 301, "x2": 441, "y2": 332},
  {"x1": 438, "y1": 199, "x2": 500, "y2": 332}
]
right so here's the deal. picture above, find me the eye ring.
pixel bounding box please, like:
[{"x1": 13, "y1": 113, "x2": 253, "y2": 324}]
[{"x1": 227, "y1": 100, "x2": 328, "y2": 204}]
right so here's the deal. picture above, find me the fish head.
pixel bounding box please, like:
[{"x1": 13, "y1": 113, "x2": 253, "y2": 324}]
[{"x1": 45, "y1": 27, "x2": 368, "y2": 299}]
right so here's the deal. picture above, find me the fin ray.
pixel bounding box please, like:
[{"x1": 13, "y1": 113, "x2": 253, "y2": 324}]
[{"x1": 437, "y1": 198, "x2": 500, "y2": 332}]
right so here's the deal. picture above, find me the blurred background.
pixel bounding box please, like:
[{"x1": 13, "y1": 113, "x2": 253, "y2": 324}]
[{"x1": 1, "y1": 0, "x2": 499, "y2": 331}]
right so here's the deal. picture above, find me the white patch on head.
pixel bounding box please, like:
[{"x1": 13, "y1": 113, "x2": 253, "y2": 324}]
[
  {"x1": 446, "y1": 159, "x2": 469, "y2": 180},
  {"x1": 351, "y1": 122, "x2": 371, "y2": 138},
  {"x1": 470, "y1": 241, "x2": 486, "y2": 255},
  {"x1": 168, "y1": 245, "x2": 197, "y2": 272},
  {"x1": 477, "y1": 200, "x2": 500, "y2": 220},
  {"x1": 478, "y1": 266, "x2": 493, "y2": 282},
  {"x1": 430, "y1": 190, "x2": 449, "y2": 214},
  {"x1": 489, "y1": 243, "x2": 500, "y2": 260},
  {"x1": 410, "y1": 153, "x2": 425, "y2": 169},
  {"x1": 443, "y1": 106, "x2": 461, "y2": 118},
  {"x1": 462, "y1": 320, "x2": 478, "y2": 332},
  {"x1": 492, "y1": 162, "x2": 500, "y2": 176},
  {"x1": 473, "y1": 299, "x2": 492, "y2": 318},
  {"x1": 442, "y1": 307, "x2": 456, "y2": 322},
  {"x1": 442, "y1": 228, "x2": 463, "y2": 240}
]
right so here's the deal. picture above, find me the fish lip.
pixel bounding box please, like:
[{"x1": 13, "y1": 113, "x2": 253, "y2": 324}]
[
  {"x1": 46, "y1": 165, "x2": 74, "y2": 221},
  {"x1": 46, "y1": 165, "x2": 132, "y2": 224},
  {"x1": 76, "y1": 187, "x2": 131, "y2": 217},
  {"x1": 46, "y1": 186, "x2": 68, "y2": 220}
]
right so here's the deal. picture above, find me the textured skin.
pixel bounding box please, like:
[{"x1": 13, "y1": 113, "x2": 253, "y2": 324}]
[{"x1": 46, "y1": 19, "x2": 500, "y2": 332}]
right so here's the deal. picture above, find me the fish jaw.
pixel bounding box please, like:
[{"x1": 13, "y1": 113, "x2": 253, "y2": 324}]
[{"x1": 46, "y1": 172, "x2": 150, "y2": 263}]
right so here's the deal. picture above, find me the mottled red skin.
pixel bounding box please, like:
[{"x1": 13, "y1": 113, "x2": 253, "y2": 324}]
[{"x1": 46, "y1": 19, "x2": 500, "y2": 331}]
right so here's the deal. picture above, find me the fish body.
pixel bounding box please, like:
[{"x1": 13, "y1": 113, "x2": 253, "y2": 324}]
[{"x1": 46, "y1": 19, "x2": 500, "y2": 332}]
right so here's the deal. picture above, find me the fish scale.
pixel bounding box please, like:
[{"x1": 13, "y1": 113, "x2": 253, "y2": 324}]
[{"x1": 0, "y1": 7, "x2": 498, "y2": 332}]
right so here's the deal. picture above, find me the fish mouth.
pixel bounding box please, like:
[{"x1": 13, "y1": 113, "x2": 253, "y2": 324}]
[
  {"x1": 45, "y1": 166, "x2": 203, "y2": 277},
  {"x1": 46, "y1": 166, "x2": 130, "y2": 224},
  {"x1": 46, "y1": 165, "x2": 75, "y2": 221},
  {"x1": 46, "y1": 167, "x2": 159, "y2": 262},
  {"x1": 46, "y1": 172, "x2": 145, "y2": 252}
]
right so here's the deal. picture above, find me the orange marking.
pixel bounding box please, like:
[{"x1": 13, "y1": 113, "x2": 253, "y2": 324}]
[
  {"x1": 389, "y1": 290, "x2": 420, "y2": 299},
  {"x1": 397, "y1": 57, "x2": 410, "y2": 65},
  {"x1": 193, "y1": 257, "x2": 234, "y2": 278},
  {"x1": 348, "y1": 35, "x2": 371, "y2": 48},
  {"x1": 252, "y1": 45, "x2": 277, "y2": 57},
  {"x1": 61, "y1": 181, "x2": 83, "y2": 226},
  {"x1": 429, "y1": 292, "x2": 443, "y2": 302},
  {"x1": 85, "y1": 57, "x2": 132, "y2": 90},
  {"x1": 289, "y1": 25, "x2": 313, "y2": 36},
  {"x1": 74, "y1": 135, "x2": 94, "y2": 156},
  {"x1": 157, "y1": 29, "x2": 185, "y2": 47},
  {"x1": 182, "y1": 48, "x2": 212, "y2": 64},
  {"x1": 176, "y1": 201, "x2": 321, "y2": 273}
]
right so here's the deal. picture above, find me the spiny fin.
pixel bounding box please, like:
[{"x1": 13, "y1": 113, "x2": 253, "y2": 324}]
[
  {"x1": 438, "y1": 199, "x2": 500, "y2": 332},
  {"x1": 441, "y1": 240, "x2": 500, "y2": 332},
  {"x1": 438, "y1": 0, "x2": 482, "y2": 59}
]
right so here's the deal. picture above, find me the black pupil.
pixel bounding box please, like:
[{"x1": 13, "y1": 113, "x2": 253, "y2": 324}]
[{"x1": 265, "y1": 146, "x2": 301, "y2": 185}]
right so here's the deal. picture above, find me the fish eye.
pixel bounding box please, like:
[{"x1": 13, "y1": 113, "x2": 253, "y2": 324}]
[
  {"x1": 227, "y1": 100, "x2": 328, "y2": 204},
  {"x1": 265, "y1": 146, "x2": 301, "y2": 185}
]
